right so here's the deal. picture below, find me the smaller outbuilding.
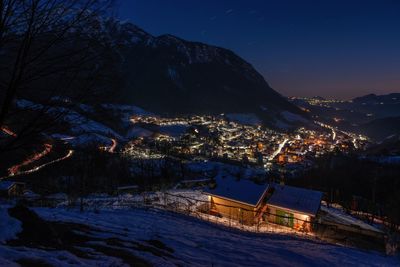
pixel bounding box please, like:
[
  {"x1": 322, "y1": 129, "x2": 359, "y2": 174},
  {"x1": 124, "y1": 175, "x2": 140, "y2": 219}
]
[{"x1": 264, "y1": 184, "x2": 323, "y2": 231}]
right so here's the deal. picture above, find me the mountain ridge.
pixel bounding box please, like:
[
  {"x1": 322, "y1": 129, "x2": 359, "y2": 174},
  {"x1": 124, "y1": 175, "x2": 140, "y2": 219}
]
[{"x1": 96, "y1": 18, "x2": 307, "y2": 128}]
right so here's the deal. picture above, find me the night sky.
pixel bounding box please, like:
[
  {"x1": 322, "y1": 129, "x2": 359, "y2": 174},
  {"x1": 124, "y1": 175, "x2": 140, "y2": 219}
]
[{"x1": 116, "y1": 0, "x2": 400, "y2": 100}]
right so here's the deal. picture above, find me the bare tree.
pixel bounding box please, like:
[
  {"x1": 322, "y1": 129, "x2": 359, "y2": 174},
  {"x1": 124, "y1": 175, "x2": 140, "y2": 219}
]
[{"x1": 0, "y1": 0, "x2": 115, "y2": 153}]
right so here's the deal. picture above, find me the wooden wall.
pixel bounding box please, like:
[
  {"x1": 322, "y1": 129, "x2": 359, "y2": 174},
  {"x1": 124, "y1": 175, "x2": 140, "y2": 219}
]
[
  {"x1": 265, "y1": 205, "x2": 311, "y2": 231},
  {"x1": 210, "y1": 196, "x2": 256, "y2": 225}
]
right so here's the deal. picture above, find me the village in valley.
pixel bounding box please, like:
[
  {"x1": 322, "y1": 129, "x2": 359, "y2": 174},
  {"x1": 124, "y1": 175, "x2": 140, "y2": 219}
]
[
  {"x1": 1, "y1": 106, "x2": 389, "y2": 257},
  {"x1": 123, "y1": 113, "x2": 368, "y2": 172}
]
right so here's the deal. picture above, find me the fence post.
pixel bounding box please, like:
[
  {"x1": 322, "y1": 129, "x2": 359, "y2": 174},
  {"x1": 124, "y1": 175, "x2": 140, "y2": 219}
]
[{"x1": 229, "y1": 207, "x2": 231, "y2": 227}]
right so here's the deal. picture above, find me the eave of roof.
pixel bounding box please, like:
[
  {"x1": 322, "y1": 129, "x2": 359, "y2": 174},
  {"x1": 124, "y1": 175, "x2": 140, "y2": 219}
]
[
  {"x1": 203, "y1": 185, "x2": 269, "y2": 208},
  {"x1": 205, "y1": 192, "x2": 257, "y2": 208},
  {"x1": 267, "y1": 203, "x2": 319, "y2": 217}
]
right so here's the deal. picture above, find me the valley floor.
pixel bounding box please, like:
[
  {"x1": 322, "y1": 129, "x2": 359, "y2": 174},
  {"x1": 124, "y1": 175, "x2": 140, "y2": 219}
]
[{"x1": 1, "y1": 204, "x2": 399, "y2": 266}]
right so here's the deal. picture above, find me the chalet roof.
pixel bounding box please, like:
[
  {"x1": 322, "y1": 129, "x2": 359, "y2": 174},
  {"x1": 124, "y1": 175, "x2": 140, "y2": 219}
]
[
  {"x1": 267, "y1": 184, "x2": 323, "y2": 217},
  {"x1": 203, "y1": 176, "x2": 269, "y2": 207}
]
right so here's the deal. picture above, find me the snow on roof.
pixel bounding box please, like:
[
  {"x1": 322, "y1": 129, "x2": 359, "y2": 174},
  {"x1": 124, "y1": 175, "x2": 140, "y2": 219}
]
[
  {"x1": 203, "y1": 176, "x2": 269, "y2": 207},
  {"x1": 267, "y1": 184, "x2": 323, "y2": 216},
  {"x1": 320, "y1": 205, "x2": 383, "y2": 233}
]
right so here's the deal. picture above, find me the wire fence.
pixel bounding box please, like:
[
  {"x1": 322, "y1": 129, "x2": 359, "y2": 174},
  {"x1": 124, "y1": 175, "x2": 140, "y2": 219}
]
[
  {"x1": 159, "y1": 191, "x2": 315, "y2": 236},
  {"x1": 23, "y1": 192, "x2": 383, "y2": 237},
  {"x1": 12, "y1": 190, "x2": 395, "y2": 254}
]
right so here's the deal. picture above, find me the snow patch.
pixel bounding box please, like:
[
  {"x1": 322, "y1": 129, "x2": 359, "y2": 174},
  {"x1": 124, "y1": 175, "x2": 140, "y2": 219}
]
[
  {"x1": 226, "y1": 113, "x2": 261, "y2": 126},
  {"x1": 167, "y1": 66, "x2": 179, "y2": 81},
  {"x1": 28, "y1": 206, "x2": 398, "y2": 267},
  {"x1": 126, "y1": 126, "x2": 153, "y2": 139},
  {"x1": 0, "y1": 206, "x2": 21, "y2": 243}
]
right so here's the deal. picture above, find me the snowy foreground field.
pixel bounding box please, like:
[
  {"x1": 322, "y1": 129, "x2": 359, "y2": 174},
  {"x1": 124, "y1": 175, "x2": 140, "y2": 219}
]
[{"x1": 1, "y1": 206, "x2": 399, "y2": 267}]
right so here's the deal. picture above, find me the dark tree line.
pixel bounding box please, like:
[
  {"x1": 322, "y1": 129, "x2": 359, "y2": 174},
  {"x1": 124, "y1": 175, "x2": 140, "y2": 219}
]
[
  {"x1": 24, "y1": 143, "x2": 189, "y2": 197},
  {"x1": 289, "y1": 152, "x2": 400, "y2": 229}
]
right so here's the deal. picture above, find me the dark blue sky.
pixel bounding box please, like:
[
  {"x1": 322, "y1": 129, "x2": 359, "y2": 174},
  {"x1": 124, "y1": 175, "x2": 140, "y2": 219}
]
[{"x1": 116, "y1": 0, "x2": 400, "y2": 99}]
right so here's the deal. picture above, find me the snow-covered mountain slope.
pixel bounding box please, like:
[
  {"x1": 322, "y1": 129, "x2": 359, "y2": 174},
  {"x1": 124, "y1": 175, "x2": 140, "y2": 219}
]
[
  {"x1": 90, "y1": 19, "x2": 308, "y2": 129},
  {"x1": 9, "y1": 16, "x2": 309, "y2": 129},
  {"x1": 1, "y1": 205, "x2": 398, "y2": 267},
  {"x1": 16, "y1": 99, "x2": 132, "y2": 147}
]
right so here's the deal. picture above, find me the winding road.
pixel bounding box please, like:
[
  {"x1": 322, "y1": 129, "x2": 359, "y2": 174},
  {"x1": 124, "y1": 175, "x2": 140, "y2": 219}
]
[
  {"x1": 1, "y1": 125, "x2": 75, "y2": 179},
  {"x1": 8, "y1": 143, "x2": 53, "y2": 176},
  {"x1": 1, "y1": 126, "x2": 17, "y2": 137}
]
